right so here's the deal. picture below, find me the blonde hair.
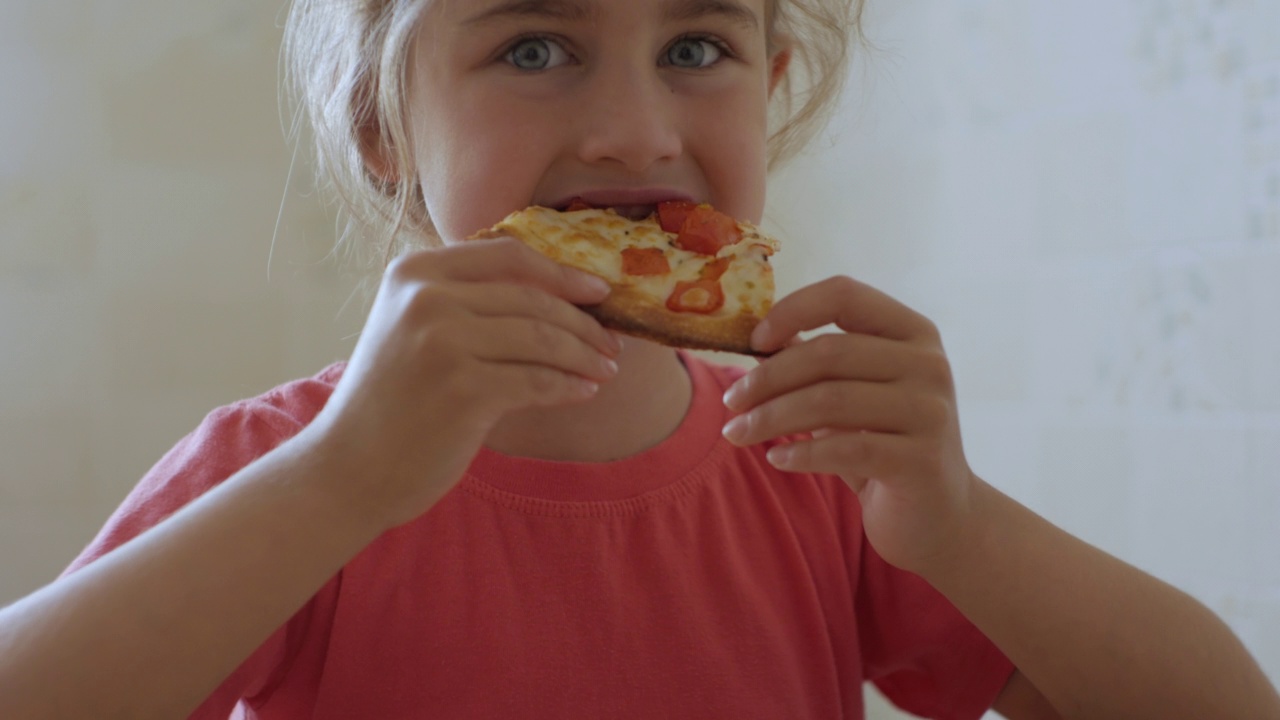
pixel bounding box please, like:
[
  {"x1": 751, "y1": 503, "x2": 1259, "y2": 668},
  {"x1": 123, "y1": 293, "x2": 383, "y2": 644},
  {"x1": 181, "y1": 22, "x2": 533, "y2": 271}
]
[{"x1": 283, "y1": 0, "x2": 865, "y2": 267}]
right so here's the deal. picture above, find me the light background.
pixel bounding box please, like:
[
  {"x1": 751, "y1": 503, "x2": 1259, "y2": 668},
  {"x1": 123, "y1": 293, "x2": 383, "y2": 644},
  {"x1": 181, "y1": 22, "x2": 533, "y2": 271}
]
[{"x1": 1, "y1": 0, "x2": 1277, "y2": 717}]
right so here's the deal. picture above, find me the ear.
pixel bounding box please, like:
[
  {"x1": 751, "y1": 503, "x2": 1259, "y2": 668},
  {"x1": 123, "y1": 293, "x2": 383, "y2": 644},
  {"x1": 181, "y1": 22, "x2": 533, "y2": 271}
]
[
  {"x1": 767, "y1": 42, "x2": 793, "y2": 99},
  {"x1": 358, "y1": 117, "x2": 400, "y2": 187}
]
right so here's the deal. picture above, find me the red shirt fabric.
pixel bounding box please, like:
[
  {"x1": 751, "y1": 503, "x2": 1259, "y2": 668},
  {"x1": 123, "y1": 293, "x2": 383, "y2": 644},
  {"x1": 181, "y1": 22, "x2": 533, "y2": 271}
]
[{"x1": 65, "y1": 353, "x2": 1013, "y2": 719}]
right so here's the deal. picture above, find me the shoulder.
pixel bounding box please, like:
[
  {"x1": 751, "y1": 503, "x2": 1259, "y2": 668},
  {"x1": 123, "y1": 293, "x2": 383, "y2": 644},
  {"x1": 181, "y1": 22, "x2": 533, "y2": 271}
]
[
  {"x1": 208, "y1": 362, "x2": 345, "y2": 437},
  {"x1": 146, "y1": 360, "x2": 346, "y2": 485},
  {"x1": 63, "y1": 363, "x2": 348, "y2": 574},
  {"x1": 175, "y1": 362, "x2": 345, "y2": 467}
]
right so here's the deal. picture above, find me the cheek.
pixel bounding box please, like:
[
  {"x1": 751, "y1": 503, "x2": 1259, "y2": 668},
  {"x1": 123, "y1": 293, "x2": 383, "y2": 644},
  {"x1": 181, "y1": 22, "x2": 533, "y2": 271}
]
[
  {"x1": 414, "y1": 96, "x2": 556, "y2": 242},
  {"x1": 689, "y1": 93, "x2": 770, "y2": 223}
]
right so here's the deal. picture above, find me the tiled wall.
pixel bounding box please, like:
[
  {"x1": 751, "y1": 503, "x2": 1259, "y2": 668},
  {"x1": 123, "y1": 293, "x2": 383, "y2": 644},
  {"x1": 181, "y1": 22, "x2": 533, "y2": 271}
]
[{"x1": 2, "y1": 0, "x2": 1277, "y2": 716}]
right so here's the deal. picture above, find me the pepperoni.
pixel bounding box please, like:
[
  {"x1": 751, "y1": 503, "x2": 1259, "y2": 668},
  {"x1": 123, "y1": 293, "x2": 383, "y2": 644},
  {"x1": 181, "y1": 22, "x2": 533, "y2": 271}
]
[
  {"x1": 564, "y1": 198, "x2": 592, "y2": 212},
  {"x1": 666, "y1": 279, "x2": 725, "y2": 314},
  {"x1": 674, "y1": 206, "x2": 741, "y2": 255},
  {"x1": 665, "y1": 257, "x2": 732, "y2": 314},
  {"x1": 699, "y1": 257, "x2": 731, "y2": 281},
  {"x1": 621, "y1": 247, "x2": 671, "y2": 276},
  {"x1": 657, "y1": 200, "x2": 698, "y2": 233}
]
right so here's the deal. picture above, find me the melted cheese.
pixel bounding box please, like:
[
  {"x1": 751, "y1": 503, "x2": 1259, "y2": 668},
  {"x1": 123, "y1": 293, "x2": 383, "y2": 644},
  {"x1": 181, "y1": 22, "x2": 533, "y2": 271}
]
[{"x1": 493, "y1": 206, "x2": 778, "y2": 318}]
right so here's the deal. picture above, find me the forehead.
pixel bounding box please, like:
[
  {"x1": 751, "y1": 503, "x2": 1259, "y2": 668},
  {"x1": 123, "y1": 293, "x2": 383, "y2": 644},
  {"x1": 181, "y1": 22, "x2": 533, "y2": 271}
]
[{"x1": 440, "y1": 0, "x2": 775, "y2": 30}]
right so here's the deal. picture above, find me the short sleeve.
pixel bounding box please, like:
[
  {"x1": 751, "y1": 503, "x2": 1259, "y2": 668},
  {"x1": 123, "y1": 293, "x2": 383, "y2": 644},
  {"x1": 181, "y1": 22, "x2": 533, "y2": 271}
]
[
  {"x1": 834, "y1": 489, "x2": 1015, "y2": 719},
  {"x1": 61, "y1": 396, "x2": 335, "y2": 720},
  {"x1": 706, "y1": 351, "x2": 1015, "y2": 718}
]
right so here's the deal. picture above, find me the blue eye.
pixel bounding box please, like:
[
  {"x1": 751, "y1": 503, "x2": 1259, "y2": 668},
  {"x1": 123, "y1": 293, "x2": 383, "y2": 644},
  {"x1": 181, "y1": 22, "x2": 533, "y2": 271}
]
[
  {"x1": 506, "y1": 37, "x2": 571, "y2": 70},
  {"x1": 665, "y1": 38, "x2": 723, "y2": 68}
]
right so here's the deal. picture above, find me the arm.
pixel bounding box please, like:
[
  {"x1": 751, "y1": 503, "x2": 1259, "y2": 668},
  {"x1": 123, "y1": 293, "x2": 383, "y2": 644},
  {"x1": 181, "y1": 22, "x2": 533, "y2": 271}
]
[
  {"x1": 0, "y1": 430, "x2": 382, "y2": 720},
  {"x1": 993, "y1": 671, "x2": 1063, "y2": 719},
  {"x1": 938, "y1": 479, "x2": 1279, "y2": 720},
  {"x1": 723, "y1": 275, "x2": 1280, "y2": 720},
  {"x1": 0, "y1": 240, "x2": 620, "y2": 720}
]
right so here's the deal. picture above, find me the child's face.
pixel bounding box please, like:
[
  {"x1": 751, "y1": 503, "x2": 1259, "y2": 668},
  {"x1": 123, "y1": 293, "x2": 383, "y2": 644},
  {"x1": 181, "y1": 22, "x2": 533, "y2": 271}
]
[{"x1": 403, "y1": 0, "x2": 786, "y2": 241}]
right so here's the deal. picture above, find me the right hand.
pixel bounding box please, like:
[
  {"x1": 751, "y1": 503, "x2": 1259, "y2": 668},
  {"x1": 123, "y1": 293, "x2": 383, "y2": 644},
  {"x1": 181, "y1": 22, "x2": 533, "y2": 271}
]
[{"x1": 304, "y1": 237, "x2": 620, "y2": 530}]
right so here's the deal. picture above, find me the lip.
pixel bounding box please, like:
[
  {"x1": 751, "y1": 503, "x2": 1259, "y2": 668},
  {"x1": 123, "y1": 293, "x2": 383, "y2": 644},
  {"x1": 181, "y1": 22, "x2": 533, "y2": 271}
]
[{"x1": 544, "y1": 188, "x2": 699, "y2": 211}]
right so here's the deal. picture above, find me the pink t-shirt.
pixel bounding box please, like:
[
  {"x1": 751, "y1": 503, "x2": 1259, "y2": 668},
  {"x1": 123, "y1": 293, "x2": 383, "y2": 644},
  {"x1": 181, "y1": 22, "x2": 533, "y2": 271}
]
[{"x1": 65, "y1": 353, "x2": 1013, "y2": 719}]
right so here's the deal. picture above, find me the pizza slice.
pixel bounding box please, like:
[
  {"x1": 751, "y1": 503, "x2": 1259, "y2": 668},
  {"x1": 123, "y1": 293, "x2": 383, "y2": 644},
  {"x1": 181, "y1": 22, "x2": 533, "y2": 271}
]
[{"x1": 467, "y1": 200, "x2": 780, "y2": 355}]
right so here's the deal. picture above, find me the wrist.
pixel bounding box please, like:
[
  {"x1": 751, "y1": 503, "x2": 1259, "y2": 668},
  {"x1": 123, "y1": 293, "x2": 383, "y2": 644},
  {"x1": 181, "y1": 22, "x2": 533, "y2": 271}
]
[
  {"x1": 914, "y1": 474, "x2": 1003, "y2": 589},
  {"x1": 282, "y1": 419, "x2": 404, "y2": 538}
]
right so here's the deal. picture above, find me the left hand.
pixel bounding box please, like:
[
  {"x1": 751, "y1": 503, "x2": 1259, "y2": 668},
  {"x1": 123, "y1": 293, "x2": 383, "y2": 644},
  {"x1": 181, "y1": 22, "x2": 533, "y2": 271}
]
[{"x1": 721, "y1": 275, "x2": 980, "y2": 576}]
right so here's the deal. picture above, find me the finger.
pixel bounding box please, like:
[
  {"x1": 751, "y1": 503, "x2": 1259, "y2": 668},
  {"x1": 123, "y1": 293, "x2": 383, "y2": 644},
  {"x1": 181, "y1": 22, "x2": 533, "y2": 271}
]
[
  {"x1": 722, "y1": 380, "x2": 941, "y2": 447},
  {"x1": 726, "y1": 332, "x2": 919, "y2": 412},
  {"x1": 752, "y1": 276, "x2": 938, "y2": 354},
  {"x1": 392, "y1": 238, "x2": 612, "y2": 307},
  {"x1": 765, "y1": 431, "x2": 914, "y2": 480},
  {"x1": 752, "y1": 333, "x2": 803, "y2": 363},
  {"x1": 451, "y1": 282, "x2": 621, "y2": 358},
  {"x1": 483, "y1": 363, "x2": 603, "y2": 410},
  {"x1": 451, "y1": 316, "x2": 618, "y2": 384}
]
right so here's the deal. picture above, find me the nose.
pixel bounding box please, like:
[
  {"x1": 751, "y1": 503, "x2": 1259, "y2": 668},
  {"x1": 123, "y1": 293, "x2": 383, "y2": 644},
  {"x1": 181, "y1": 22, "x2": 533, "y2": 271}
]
[{"x1": 575, "y1": 61, "x2": 683, "y2": 172}]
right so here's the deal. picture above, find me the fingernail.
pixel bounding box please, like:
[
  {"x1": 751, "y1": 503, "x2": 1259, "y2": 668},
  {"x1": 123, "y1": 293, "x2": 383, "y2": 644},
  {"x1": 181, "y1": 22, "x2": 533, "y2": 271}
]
[
  {"x1": 721, "y1": 387, "x2": 740, "y2": 409},
  {"x1": 600, "y1": 356, "x2": 619, "y2": 376},
  {"x1": 767, "y1": 445, "x2": 793, "y2": 468},
  {"x1": 722, "y1": 414, "x2": 750, "y2": 443},
  {"x1": 606, "y1": 331, "x2": 624, "y2": 354},
  {"x1": 750, "y1": 319, "x2": 771, "y2": 349},
  {"x1": 581, "y1": 274, "x2": 611, "y2": 295},
  {"x1": 722, "y1": 377, "x2": 747, "y2": 410}
]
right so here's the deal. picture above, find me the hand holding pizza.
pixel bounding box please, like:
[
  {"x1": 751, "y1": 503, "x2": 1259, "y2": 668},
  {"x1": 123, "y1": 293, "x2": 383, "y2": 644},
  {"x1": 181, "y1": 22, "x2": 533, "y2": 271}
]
[
  {"x1": 308, "y1": 237, "x2": 620, "y2": 530},
  {"x1": 720, "y1": 276, "x2": 979, "y2": 577}
]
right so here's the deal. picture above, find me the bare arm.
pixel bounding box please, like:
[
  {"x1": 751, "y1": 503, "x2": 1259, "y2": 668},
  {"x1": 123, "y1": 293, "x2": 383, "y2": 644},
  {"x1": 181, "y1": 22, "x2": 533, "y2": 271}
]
[
  {"x1": 726, "y1": 275, "x2": 1280, "y2": 719},
  {"x1": 931, "y1": 480, "x2": 1280, "y2": 720},
  {"x1": 0, "y1": 241, "x2": 620, "y2": 720},
  {"x1": 0, "y1": 427, "x2": 382, "y2": 720}
]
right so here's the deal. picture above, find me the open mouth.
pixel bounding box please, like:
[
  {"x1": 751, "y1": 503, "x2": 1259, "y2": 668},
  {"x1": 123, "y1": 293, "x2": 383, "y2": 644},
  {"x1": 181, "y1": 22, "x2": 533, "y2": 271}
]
[
  {"x1": 600, "y1": 204, "x2": 658, "y2": 221},
  {"x1": 555, "y1": 199, "x2": 658, "y2": 221}
]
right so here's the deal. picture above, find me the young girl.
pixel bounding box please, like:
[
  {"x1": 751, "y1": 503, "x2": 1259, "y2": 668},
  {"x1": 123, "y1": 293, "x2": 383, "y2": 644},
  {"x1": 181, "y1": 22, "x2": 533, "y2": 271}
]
[{"x1": 2, "y1": 0, "x2": 1278, "y2": 718}]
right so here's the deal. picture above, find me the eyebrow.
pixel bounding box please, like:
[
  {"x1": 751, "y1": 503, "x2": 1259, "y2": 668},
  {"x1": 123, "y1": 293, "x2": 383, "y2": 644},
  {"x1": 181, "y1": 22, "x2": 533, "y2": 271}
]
[
  {"x1": 462, "y1": 0, "x2": 759, "y2": 31},
  {"x1": 462, "y1": 0, "x2": 597, "y2": 27},
  {"x1": 663, "y1": 0, "x2": 759, "y2": 31}
]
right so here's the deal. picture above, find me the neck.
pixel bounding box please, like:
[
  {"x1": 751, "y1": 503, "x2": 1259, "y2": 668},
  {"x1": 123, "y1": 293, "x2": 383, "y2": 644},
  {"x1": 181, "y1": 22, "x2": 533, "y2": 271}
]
[{"x1": 482, "y1": 337, "x2": 693, "y2": 463}]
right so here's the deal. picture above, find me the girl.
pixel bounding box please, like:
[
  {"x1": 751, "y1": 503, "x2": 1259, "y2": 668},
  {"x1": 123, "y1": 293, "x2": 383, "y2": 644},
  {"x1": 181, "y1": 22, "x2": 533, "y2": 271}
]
[{"x1": 2, "y1": 0, "x2": 1278, "y2": 718}]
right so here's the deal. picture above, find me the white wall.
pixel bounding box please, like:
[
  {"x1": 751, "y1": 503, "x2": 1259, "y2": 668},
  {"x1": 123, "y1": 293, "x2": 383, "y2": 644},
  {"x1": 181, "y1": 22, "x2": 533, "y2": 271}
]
[
  {"x1": 0, "y1": 0, "x2": 364, "y2": 600},
  {"x1": 765, "y1": 1, "x2": 1280, "y2": 713},
  {"x1": 2, "y1": 0, "x2": 1277, "y2": 717}
]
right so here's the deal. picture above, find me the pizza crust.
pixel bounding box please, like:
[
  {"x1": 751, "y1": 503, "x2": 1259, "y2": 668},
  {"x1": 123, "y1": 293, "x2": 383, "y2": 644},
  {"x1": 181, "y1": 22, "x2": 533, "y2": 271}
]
[
  {"x1": 468, "y1": 207, "x2": 778, "y2": 356},
  {"x1": 584, "y1": 285, "x2": 765, "y2": 356}
]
